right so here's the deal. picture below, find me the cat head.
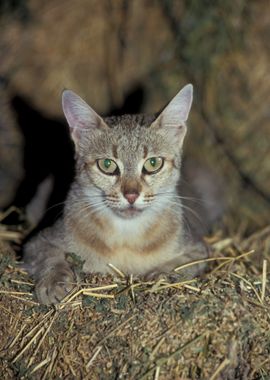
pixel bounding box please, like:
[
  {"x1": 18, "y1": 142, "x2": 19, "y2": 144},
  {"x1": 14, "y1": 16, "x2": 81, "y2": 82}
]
[{"x1": 62, "y1": 84, "x2": 193, "y2": 219}]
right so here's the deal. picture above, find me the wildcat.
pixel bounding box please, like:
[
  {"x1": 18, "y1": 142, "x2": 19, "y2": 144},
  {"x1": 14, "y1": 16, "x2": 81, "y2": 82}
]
[{"x1": 23, "y1": 84, "x2": 212, "y2": 304}]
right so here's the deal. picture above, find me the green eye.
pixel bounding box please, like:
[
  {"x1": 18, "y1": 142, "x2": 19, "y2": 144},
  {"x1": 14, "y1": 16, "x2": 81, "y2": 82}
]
[
  {"x1": 104, "y1": 159, "x2": 112, "y2": 169},
  {"x1": 97, "y1": 158, "x2": 118, "y2": 175},
  {"x1": 143, "y1": 157, "x2": 164, "y2": 174}
]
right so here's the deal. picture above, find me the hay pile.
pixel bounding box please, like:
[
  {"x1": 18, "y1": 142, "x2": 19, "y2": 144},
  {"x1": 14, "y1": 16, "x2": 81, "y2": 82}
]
[{"x1": 0, "y1": 209, "x2": 269, "y2": 379}]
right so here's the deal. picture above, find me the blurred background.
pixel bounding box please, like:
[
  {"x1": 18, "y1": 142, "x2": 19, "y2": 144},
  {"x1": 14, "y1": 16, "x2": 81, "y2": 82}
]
[{"x1": 0, "y1": 0, "x2": 269, "y2": 234}]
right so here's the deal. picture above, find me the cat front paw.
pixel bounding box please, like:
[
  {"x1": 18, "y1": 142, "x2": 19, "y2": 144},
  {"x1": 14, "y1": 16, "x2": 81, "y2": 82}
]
[
  {"x1": 144, "y1": 268, "x2": 183, "y2": 282},
  {"x1": 35, "y1": 265, "x2": 75, "y2": 304}
]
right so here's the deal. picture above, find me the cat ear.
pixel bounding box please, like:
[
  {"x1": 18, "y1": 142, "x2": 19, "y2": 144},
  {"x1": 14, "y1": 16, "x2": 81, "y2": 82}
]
[
  {"x1": 62, "y1": 90, "x2": 107, "y2": 142},
  {"x1": 151, "y1": 84, "x2": 193, "y2": 147}
]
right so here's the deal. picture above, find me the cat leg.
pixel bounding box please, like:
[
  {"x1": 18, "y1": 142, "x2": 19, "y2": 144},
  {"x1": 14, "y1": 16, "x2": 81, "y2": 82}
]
[
  {"x1": 145, "y1": 241, "x2": 210, "y2": 281},
  {"x1": 23, "y1": 236, "x2": 75, "y2": 304}
]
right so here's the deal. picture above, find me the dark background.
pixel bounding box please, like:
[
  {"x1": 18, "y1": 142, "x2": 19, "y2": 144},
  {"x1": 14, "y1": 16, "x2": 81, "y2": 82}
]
[{"x1": 0, "y1": 0, "x2": 269, "y2": 233}]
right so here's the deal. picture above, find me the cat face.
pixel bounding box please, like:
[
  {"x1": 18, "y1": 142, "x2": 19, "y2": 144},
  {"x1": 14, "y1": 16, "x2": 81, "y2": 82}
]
[{"x1": 62, "y1": 85, "x2": 193, "y2": 219}]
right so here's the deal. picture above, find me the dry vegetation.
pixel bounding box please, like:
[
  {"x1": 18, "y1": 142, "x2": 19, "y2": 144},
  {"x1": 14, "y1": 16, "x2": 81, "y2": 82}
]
[{"x1": 0, "y1": 208, "x2": 269, "y2": 379}]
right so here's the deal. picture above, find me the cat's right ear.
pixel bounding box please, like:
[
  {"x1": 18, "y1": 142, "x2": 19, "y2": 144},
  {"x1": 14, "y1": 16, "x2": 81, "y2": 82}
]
[
  {"x1": 150, "y1": 84, "x2": 193, "y2": 148},
  {"x1": 62, "y1": 90, "x2": 107, "y2": 143}
]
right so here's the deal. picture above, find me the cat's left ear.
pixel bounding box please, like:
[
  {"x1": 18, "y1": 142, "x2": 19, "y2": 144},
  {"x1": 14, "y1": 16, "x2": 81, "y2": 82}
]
[{"x1": 151, "y1": 84, "x2": 193, "y2": 147}]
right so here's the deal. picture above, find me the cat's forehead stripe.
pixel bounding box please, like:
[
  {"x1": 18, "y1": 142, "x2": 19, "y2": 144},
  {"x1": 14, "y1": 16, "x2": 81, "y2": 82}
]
[
  {"x1": 104, "y1": 114, "x2": 156, "y2": 128},
  {"x1": 112, "y1": 144, "x2": 118, "y2": 158},
  {"x1": 143, "y1": 146, "x2": 148, "y2": 158}
]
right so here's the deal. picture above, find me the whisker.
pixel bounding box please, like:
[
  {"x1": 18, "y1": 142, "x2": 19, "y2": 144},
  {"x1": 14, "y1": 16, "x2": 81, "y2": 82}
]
[
  {"x1": 73, "y1": 203, "x2": 107, "y2": 222},
  {"x1": 155, "y1": 191, "x2": 206, "y2": 205},
  {"x1": 154, "y1": 195, "x2": 204, "y2": 228},
  {"x1": 151, "y1": 202, "x2": 194, "y2": 236},
  {"x1": 164, "y1": 199, "x2": 202, "y2": 223},
  {"x1": 43, "y1": 201, "x2": 67, "y2": 213}
]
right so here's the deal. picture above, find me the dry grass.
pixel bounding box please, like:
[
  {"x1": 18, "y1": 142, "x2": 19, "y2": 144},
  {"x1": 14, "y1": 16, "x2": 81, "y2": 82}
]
[{"x1": 0, "y1": 211, "x2": 269, "y2": 379}]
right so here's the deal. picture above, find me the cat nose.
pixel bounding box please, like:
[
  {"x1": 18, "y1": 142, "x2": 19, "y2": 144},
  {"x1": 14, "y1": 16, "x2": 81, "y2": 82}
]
[{"x1": 124, "y1": 192, "x2": 139, "y2": 204}]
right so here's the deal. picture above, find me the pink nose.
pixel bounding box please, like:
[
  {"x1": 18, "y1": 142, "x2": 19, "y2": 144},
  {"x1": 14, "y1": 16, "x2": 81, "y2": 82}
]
[{"x1": 124, "y1": 192, "x2": 139, "y2": 204}]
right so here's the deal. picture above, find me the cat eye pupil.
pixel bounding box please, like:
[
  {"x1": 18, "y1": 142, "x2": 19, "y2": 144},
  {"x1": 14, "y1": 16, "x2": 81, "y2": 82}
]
[
  {"x1": 104, "y1": 159, "x2": 111, "y2": 169},
  {"x1": 150, "y1": 158, "x2": 156, "y2": 167}
]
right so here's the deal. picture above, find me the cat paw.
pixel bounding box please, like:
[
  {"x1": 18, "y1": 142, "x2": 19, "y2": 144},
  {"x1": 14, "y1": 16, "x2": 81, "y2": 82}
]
[
  {"x1": 144, "y1": 269, "x2": 184, "y2": 282},
  {"x1": 35, "y1": 265, "x2": 75, "y2": 304},
  {"x1": 144, "y1": 269, "x2": 167, "y2": 281}
]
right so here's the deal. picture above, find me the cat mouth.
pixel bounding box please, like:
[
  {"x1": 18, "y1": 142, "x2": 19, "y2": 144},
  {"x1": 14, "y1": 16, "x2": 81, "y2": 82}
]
[{"x1": 114, "y1": 206, "x2": 143, "y2": 219}]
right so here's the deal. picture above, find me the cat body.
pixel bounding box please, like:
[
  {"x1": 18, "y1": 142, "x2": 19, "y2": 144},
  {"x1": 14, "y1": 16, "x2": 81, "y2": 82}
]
[{"x1": 23, "y1": 85, "x2": 210, "y2": 304}]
